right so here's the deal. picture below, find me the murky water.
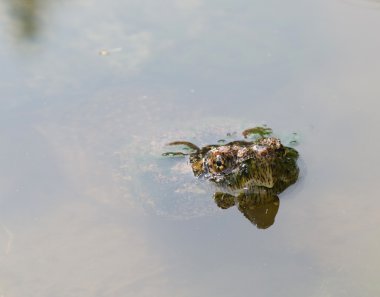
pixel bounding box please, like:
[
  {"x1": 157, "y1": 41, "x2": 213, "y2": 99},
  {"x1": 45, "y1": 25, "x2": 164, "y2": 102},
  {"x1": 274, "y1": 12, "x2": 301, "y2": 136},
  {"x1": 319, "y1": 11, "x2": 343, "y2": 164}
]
[{"x1": 0, "y1": 0, "x2": 380, "y2": 296}]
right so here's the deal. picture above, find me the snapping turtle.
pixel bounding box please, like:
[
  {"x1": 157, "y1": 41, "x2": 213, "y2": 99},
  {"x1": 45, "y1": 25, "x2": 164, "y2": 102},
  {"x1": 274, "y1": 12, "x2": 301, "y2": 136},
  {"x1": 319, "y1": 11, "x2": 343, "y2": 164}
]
[{"x1": 163, "y1": 127, "x2": 300, "y2": 229}]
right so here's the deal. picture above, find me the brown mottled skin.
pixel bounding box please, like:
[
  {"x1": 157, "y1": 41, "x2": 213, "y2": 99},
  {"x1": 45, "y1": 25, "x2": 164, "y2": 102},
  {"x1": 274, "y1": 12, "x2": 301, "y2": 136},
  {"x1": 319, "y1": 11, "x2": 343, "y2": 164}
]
[{"x1": 164, "y1": 127, "x2": 300, "y2": 229}]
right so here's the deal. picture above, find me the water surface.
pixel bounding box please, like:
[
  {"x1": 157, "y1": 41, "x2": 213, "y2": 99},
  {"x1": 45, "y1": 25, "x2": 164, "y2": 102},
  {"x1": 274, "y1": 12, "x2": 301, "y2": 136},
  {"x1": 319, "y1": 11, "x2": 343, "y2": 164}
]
[{"x1": 0, "y1": 0, "x2": 380, "y2": 296}]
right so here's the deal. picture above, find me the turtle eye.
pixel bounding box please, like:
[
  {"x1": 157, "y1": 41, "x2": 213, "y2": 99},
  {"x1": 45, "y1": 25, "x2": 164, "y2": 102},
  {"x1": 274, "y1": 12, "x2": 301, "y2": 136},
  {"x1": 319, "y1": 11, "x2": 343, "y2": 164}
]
[
  {"x1": 213, "y1": 155, "x2": 225, "y2": 171},
  {"x1": 205, "y1": 151, "x2": 229, "y2": 174}
]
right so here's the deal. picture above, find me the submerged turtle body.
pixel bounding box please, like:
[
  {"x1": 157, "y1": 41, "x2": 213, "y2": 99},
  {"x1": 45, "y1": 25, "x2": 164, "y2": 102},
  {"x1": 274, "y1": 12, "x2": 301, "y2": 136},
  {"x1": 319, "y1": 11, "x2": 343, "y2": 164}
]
[{"x1": 164, "y1": 127, "x2": 300, "y2": 229}]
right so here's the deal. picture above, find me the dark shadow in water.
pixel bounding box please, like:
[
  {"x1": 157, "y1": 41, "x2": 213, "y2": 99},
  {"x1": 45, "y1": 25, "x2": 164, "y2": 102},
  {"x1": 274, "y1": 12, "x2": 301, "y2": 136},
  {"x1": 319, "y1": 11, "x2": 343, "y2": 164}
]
[
  {"x1": 164, "y1": 127, "x2": 300, "y2": 229},
  {"x1": 7, "y1": 0, "x2": 45, "y2": 40}
]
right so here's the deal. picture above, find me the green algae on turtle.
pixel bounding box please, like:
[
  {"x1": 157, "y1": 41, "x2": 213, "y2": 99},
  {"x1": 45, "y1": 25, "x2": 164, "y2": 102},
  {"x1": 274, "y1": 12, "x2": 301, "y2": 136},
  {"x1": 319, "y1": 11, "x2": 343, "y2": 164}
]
[{"x1": 163, "y1": 126, "x2": 300, "y2": 229}]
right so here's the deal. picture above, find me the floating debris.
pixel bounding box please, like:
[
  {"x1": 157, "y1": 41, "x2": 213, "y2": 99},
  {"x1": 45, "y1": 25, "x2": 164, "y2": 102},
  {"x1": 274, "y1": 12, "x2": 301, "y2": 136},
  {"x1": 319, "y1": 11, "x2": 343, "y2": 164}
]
[
  {"x1": 283, "y1": 132, "x2": 300, "y2": 147},
  {"x1": 242, "y1": 126, "x2": 273, "y2": 138},
  {"x1": 98, "y1": 47, "x2": 123, "y2": 56},
  {"x1": 162, "y1": 152, "x2": 187, "y2": 157}
]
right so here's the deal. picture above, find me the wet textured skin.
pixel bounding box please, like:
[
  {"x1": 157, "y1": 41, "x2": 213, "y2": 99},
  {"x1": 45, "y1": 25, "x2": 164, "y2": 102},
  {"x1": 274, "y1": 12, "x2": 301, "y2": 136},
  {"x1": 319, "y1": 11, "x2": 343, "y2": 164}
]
[{"x1": 163, "y1": 127, "x2": 300, "y2": 229}]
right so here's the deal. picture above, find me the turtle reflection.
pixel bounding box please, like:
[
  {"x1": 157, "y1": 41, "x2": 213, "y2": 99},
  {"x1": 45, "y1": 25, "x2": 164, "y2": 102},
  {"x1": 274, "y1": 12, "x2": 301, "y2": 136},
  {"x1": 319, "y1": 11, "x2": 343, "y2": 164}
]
[
  {"x1": 163, "y1": 127, "x2": 299, "y2": 229},
  {"x1": 214, "y1": 191, "x2": 280, "y2": 229}
]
